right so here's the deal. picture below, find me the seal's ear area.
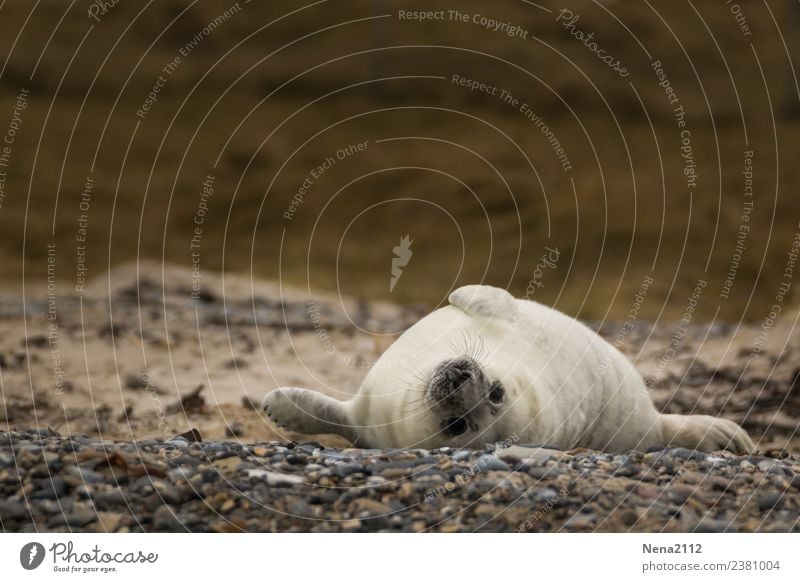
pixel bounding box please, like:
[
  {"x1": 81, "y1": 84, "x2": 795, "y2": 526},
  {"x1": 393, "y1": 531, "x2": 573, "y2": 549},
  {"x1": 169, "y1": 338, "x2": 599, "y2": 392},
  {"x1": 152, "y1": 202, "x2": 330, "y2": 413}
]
[{"x1": 449, "y1": 285, "x2": 519, "y2": 321}]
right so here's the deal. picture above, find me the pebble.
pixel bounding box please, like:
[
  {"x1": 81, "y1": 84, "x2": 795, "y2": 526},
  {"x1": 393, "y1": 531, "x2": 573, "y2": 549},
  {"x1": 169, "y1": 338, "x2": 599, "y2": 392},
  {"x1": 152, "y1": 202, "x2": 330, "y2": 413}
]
[
  {"x1": 613, "y1": 464, "x2": 640, "y2": 477},
  {"x1": 533, "y1": 488, "x2": 560, "y2": 503},
  {"x1": 348, "y1": 498, "x2": 391, "y2": 516},
  {"x1": 670, "y1": 448, "x2": 707, "y2": 461},
  {"x1": 153, "y1": 505, "x2": 184, "y2": 530},
  {"x1": 64, "y1": 465, "x2": 104, "y2": 483},
  {"x1": 757, "y1": 459, "x2": 784, "y2": 474},
  {"x1": 245, "y1": 469, "x2": 304, "y2": 486},
  {"x1": 499, "y1": 446, "x2": 562, "y2": 465},
  {"x1": 0, "y1": 499, "x2": 27, "y2": 520},
  {"x1": 333, "y1": 463, "x2": 364, "y2": 478},
  {"x1": 164, "y1": 438, "x2": 189, "y2": 450},
  {"x1": 757, "y1": 492, "x2": 784, "y2": 512},
  {"x1": 694, "y1": 519, "x2": 730, "y2": 533},
  {"x1": 476, "y1": 455, "x2": 511, "y2": 472},
  {"x1": 381, "y1": 468, "x2": 412, "y2": 479},
  {"x1": 48, "y1": 510, "x2": 97, "y2": 528},
  {"x1": 0, "y1": 430, "x2": 797, "y2": 532},
  {"x1": 527, "y1": 466, "x2": 563, "y2": 480}
]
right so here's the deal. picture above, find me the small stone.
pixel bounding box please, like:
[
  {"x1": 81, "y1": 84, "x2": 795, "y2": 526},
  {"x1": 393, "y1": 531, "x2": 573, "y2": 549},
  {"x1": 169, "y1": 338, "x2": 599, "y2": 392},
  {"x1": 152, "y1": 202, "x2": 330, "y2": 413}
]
[
  {"x1": 533, "y1": 488, "x2": 560, "y2": 503},
  {"x1": 153, "y1": 505, "x2": 184, "y2": 531},
  {"x1": 245, "y1": 469, "x2": 303, "y2": 486},
  {"x1": 167, "y1": 467, "x2": 194, "y2": 482},
  {"x1": 636, "y1": 484, "x2": 662, "y2": 499},
  {"x1": 0, "y1": 452, "x2": 13, "y2": 467},
  {"x1": 381, "y1": 468, "x2": 412, "y2": 479},
  {"x1": 176, "y1": 428, "x2": 203, "y2": 443},
  {"x1": 614, "y1": 464, "x2": 640, "y2": 477},
  {"x1": 757, "y1": 459, "x2": 783, "y2": 474},
  {"x1": 225, "y1": 423, "x2": 245, "y2": 438},
  {"x1": 94, "y1": 489, "x2": 127, "y2": 506},
  {"x1": 24, "y1": 334, "x2": 48, "y2": 348},
  {"x1": 333, "y1": 463, "x2": 364, "y2": 478},
  {"x1": 694, "y1": 519, "x2": 730, "y2": 533},
  {"x1": 95, "y1": 511, "x2": 123, "y2": 532},
  {"x1": 164, "y1": 437, "x2": 189, "y2": 450},
  {"x1": 664, "y1": 485, "x2": 701, "y2": 504},
  {"x1": 498, "y1": 446, "x2": 561, "y2": 465},
  {"x1": 757, "y1": 492, "x2": 783, "y2": 512},
  {"x1": 348, "y1": 498, "x2": 390, "y2": 516},
  {"x1": 567, "y1": 515, "x2": 596, "y2": 529},
  {"x1": 154, "y1": 483, "x2": 182, "y2": 505},
  {"x1": 169, "y1": 455, "x2": 202, "y2": 467},
  {"x1": 0, "y1": 499, "x2": 27, "y2": 520},
  {"x1": 475, "y1": 455, "x2": 511, "y2": 472},
  {"x1": 224, "y1": 358, "x2": 248, "y2": 369},
  {"x1": 669, "y1": 448, "x2": 706, "y2": 461},
  {"x1": 527, "y1": 466, "x2": 562, "y2": 480},
  {"x1": 48, "y1": 510, "x2": 97, "y2": 528},
  {"x1": 288, "y1": 498, "x2": 311, "y2": 516},
  {"x1": 64, "y1": 465, "x2": 103, "y2": 484}
]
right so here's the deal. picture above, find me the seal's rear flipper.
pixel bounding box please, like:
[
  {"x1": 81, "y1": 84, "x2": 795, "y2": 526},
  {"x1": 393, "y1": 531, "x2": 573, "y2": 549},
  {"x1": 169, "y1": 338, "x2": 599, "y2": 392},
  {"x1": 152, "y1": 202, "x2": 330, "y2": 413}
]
[
  {"x1": 262, "y1": 388, "x2": 358, "y2": 444},
  {"x1": 449, "y1": 285, "x2": 519, "y2": 321},
  {"x1": 657, "y1": 413, "x2": 754, "y2": 453}
]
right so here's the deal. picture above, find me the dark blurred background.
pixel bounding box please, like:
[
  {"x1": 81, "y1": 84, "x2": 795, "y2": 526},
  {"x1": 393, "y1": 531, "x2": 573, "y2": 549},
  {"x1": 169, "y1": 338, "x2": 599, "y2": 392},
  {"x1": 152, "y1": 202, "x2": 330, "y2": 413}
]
[{"x1": 1, "y1": 0, "x2": 798, "y2": 321}]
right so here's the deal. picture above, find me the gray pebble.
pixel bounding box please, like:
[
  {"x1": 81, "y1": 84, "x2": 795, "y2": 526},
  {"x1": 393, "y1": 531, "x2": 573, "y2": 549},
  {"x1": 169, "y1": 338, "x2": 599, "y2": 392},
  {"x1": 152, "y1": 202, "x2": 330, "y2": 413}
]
[
  {"x1": 48, "y1": 510, "x2": 97, "y2": 528},
  {"x1": 65, "y1": 465, "x2": 104, "y2": 483},
  {"x1": 669, "y1": 448, "x2": 706, "y2": 461},
  {"x1": 30, "y1": 476, "x2": 68, "y2": 499},
  {"x1": 614, "y1": 464, "x2": 640, "y2": 477},
  {"x1": 757, "y1": 492, "x2": 783, "y2": 512},
  {"x1": 333, "y1": 463, "x2": 365, "y2": 478},
  {"x1": 476, "y1": 455, "x2": 511, "y2": 472},
  {"x1": 153, "y1": 505, "x2": 184, "y2": 530},
  {"x1": 534, "y1": 488, "x2": 560, "y2": 503},
  {"x1": 694, "y1": 519, "x2": 731, "y2": 533},
  {"x1": 0, "y1": 499, "x2": 28, "y2": 520},
  {"x1": 164, "y1": 438, "x2": 189, "y2": 450}
]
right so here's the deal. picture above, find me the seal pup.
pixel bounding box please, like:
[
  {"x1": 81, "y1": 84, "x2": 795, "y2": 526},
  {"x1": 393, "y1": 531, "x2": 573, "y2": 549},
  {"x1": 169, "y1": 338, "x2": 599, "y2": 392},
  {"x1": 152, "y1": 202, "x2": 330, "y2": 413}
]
[{"x1": 262, "y1": 285, "x2": 754, "y2": 453}]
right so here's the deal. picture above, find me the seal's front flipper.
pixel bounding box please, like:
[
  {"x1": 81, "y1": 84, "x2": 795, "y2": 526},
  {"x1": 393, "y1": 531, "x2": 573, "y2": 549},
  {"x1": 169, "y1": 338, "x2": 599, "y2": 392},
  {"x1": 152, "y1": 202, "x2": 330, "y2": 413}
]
[
  {"x1": 262, "y1": 388, "x2": 357, "y2": 443},
  {"x1": 449, "y1": 285, "x2": 519, "y2": 321}
]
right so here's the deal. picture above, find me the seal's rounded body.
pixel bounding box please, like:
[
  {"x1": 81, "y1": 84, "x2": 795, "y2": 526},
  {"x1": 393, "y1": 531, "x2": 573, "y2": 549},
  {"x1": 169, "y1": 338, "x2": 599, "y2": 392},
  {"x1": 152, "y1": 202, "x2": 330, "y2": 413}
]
[{"x1": 263, "y1": 285, "x2": 754, "y2": 453}]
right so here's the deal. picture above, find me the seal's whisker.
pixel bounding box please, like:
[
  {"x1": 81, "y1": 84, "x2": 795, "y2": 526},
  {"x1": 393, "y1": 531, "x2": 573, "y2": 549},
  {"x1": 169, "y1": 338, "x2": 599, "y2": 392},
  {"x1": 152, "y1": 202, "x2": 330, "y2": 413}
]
[{"x1": 401, "y1": 401, "x2": 431, "y2": 415}]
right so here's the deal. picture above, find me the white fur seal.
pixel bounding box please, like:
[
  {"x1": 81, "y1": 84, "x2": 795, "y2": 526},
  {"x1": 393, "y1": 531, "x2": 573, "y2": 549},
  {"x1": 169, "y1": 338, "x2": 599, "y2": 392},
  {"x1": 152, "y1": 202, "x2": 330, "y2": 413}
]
[{"x1": 262, "y1": 285, "x2": 754, "y2": 453}]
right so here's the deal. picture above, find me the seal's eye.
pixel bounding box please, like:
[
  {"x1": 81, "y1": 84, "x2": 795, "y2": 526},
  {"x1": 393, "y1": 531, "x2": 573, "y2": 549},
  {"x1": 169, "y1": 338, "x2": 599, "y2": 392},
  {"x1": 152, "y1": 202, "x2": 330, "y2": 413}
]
[
  {"x1": 488, "y1": 382, "x2": 505, "y2": 403},
  {"x1": 443, "y1": 417, "x2": 468, "y2": 436}
]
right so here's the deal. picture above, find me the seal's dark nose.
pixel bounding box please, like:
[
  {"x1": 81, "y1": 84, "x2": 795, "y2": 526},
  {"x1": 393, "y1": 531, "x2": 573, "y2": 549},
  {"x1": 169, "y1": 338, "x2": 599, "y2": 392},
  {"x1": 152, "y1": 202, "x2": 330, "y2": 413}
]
[
  {"x1": 445, "y1": 366, "x2": 471, "y2": 389},
  {"x1": 428, "y1": 357, "x2": 486, "y2": 411}
]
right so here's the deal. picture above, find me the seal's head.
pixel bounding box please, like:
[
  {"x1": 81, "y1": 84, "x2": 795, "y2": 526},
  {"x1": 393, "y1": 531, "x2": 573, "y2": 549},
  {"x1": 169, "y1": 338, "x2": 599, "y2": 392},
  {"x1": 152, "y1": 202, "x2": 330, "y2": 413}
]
[{"x1": 425, "y1": 355, "x2": 507, "y2": 445}]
